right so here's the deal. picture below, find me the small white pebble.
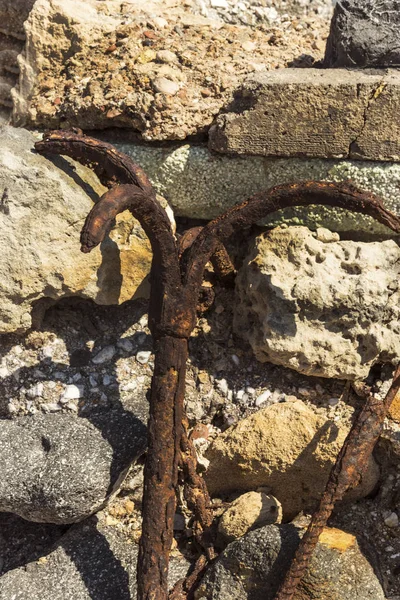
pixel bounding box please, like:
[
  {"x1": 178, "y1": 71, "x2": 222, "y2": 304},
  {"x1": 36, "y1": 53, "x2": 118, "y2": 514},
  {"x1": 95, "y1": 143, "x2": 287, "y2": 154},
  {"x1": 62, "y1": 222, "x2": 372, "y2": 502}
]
[
  {"x1": 139, "y1": 315, "x2": 148, "y2": 328},
  {"x1": 384, "y1": 512, "x2": 399, "y2": 528},
  {"x1": 92, "y1": 345, "x2": 116, "y2": 365},
  {"x1": 41, "y1": 346, "x2": 54, "y2": 358},
  {"x1": 13, "y1": 345, "x2": 23, "y2": 355},
  {"x1": 210, "y1": 0, "x2": 229, "y2": 7},
  {"x1": 61, "y1": 384, "x2": 84, "y2": 402},
  {"x1": 42, "y1": 403, "x2": 62, "y2": 413},
  {"x1": 235, "y1": 389, "x2": 245, "y2": 401},
  {"x1": 136, "y1": 350, "x2": 151, "y2": 365},
  {"x1": 0, "y1": 366, "x2": 9, "y2": 378},
  {"x1": 256, "y1": 389, "x2": 272, "y2": 406},
  {"x1": 231, "y1": 355, "x2": 240, "y2": 366},
  {"x1": 216, "y1": 379, "x2": 229, "y2": 396},
  {"x1": 246, "y1": 387, "x2": 255, "y2": 396},
  {"x1": 26, "y1": 383, "x2": 44, "y2": 398},
  {"x1": 152, "y1": 16, "x2": 168, "y2": 28},
  {"x1": 156, "y1": 50, "x2": 178, "y2": 64},
  {"x1": 66, "y1": 402, "x2": 78, "y2": 412},
  {"x1": 153, "y1": 77, "x2": 180, "y2": 96},
  {"x1": 121, "y1": 381, "x2": 138, "y2": 392}
]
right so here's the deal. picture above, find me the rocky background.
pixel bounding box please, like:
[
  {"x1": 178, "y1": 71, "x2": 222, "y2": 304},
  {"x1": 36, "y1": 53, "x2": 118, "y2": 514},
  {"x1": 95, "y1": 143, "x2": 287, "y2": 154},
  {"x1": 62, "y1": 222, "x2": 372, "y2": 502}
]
[{"x1": 1, "y1": 1, "x2": 400, "y2": 599}]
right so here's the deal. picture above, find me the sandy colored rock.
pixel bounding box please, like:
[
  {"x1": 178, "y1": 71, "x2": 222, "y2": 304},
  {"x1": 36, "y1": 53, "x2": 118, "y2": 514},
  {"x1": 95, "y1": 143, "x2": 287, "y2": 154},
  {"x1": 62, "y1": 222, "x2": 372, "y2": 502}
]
[
  {"x1": 218, "y1": 491, "x2": 282, "y2": 544},
  {"x1": 209, "y1": 68, "x2": 400, "y2": 162},
  {"x1": 195, "y1": 524, "x2": 385, "y2": 599},
  {"x1": 11, "y1": 0, "x2": 329, "y2": 139},
  {"x1": 234, "y1": 226, "x2": 400, "y2": 380},
  {"x1": 0, "y1": 126, "x2": 157, "y2": 334},
  {"x1": 204, "y1": 399, "x2": 379, "y2": 519}
]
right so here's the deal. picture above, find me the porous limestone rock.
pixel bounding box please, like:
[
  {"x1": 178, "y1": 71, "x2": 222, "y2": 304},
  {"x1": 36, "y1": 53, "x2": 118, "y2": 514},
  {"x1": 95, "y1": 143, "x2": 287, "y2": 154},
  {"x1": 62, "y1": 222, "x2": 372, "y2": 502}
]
[
  {"x1": 195, "y1": 525, "x2": 385, "y2": 600},
  {"x1": 218, "y1": 491, "x2": 282, "y2": 544},
  {"x1": 204, "y1": 399, "x2": 379, "y2": 519},
  {"x1": 0, "y1": 411, "x2": 147, "y2": 523},
  {"x1": 0, "y1": 126, "x2": 157, "y2": 334},
  {"x1": 324, "y1": 0, "x2": 400, "y2": 68},
  {"x1": 0, "y1": 515, "x2": 190, "y2": 599},
  {"x1": 234, "y1": 226, "x2": 400, "y2": 380}
]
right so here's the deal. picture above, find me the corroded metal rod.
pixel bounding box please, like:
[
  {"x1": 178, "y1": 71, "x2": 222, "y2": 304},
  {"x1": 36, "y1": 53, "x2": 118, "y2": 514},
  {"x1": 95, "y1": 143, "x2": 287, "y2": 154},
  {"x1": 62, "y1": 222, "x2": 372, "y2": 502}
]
[
  {"x1": 275, "y1": 365, "x2": 400, "y2": 600},
  {"x1": 36, "y1": 131, "x2": 400, "y2": 600}
]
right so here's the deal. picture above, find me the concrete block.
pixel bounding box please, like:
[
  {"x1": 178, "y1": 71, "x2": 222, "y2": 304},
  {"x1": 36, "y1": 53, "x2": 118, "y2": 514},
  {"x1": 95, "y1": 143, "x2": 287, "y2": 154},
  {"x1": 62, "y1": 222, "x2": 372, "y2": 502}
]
[{"x1": 209, "y1": 68, "x2": 400, "y2": 162}]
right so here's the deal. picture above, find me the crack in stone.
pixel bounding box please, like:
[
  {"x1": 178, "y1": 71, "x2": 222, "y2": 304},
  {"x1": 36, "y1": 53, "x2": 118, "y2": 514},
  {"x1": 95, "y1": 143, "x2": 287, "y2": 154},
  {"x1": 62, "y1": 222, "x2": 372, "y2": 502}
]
[{"x1": 348, "y1": 77, "x2": 388, "y2": 158}]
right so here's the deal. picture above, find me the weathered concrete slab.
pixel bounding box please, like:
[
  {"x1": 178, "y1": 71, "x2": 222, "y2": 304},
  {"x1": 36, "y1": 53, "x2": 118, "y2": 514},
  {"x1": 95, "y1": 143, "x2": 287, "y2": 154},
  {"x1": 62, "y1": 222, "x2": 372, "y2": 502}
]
[{"x1": 209, "y1": 68, "x2": 400, "y2": 162}]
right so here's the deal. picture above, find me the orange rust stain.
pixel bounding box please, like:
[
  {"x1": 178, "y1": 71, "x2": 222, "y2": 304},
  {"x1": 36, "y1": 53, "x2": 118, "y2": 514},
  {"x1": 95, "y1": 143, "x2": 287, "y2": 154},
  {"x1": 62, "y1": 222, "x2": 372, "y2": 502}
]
[{"x1": 319, "y1": 527, "x2": 356, "y2": 552}]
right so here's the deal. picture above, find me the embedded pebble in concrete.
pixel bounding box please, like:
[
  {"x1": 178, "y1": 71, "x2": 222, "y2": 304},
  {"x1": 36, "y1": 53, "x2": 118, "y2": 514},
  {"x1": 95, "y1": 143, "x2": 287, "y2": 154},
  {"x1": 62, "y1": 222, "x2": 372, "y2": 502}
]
[
  {"x1": 114, "y1": 142, "x2": 400, "y2": 235},
  {"x1": 136, "y1": 351, "x2": 151, "y2": 365},
  {"x1": 92, "y1": 346, "x2": 116, "y2": 365},
  {"x1": 60, "y1": 385, "x2": 84, "y2": 402}
]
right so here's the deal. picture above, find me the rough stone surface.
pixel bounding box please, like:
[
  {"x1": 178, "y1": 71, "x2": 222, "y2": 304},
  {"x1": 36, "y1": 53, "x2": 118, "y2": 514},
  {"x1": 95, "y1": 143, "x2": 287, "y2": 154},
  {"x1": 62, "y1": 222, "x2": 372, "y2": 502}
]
[
  {"x1": 0, "y1": 0, "x2": 34, "y2": 111},
  {"x1": 0, "y1": 512, "x2": 66, "y2": 576},
  {"x1": 218, "y1": 492, "x2": 282, "y2": 544},
  {"x1": 209, "y1": 68, "x2": 400, "y2": 162},
  {"x1": 0, "y1": 0, "x2": 36, "y2": 39},
  {"x1": 113, "y1": 141, "x2": 400, "y2": 235},
  {"x1": 11, "y1": 0, "x2": 329, "y2": 138},
  {"x1": 324, "y1": 0, "x2": 400, "y2": 68},
  {"x1": 0, "y1": 516, "x2": 190, "y2": 599},
  {"x1": 204, "y1": 399, "x2": 379, "y2": 519},
  {"x1": 195, "y1": 524, "x2": 385, "y2": 599},
  {"x1": 0, "y1": 411, "x2": 147, "y2": 523},
  {"x1": 0, "y1": 126, "x2": 156, "y2": 334},
  {"x1": 234, "y1": 226, "x2": 400, "y2": 380}
]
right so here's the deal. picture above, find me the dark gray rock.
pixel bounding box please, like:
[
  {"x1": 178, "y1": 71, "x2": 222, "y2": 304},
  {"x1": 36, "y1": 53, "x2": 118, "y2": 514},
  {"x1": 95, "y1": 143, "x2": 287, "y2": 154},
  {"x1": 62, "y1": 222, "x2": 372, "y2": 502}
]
[
  {"x1": 0, "y1": 516, "x2": 190, "y2": 600},
  {"x1": 195, "y1": 524, "x2": 385, "y2": 600},
  {"x1": 0, "y1": 411, "x2": 147, "y2": 523},
  {"x1": 324, "y1": 1, "x2": 400, "y2": 67}
]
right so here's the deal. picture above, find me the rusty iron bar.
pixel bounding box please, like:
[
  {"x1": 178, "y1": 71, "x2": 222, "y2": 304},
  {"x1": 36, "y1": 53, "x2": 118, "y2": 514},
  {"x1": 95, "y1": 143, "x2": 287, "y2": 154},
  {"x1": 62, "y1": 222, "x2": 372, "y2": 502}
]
[
  {"x1": 275, "y1": 365, "x2": 400, "y2": 600},
  {"x1": 35, "y1": 131, "x2": 400, "y2": 600}
]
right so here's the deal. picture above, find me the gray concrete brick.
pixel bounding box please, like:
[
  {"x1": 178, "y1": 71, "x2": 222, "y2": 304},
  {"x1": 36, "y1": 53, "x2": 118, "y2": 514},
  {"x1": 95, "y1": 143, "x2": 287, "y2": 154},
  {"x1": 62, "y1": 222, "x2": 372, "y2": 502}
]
[{"x1": 209, "y1": 68, "x2": 400, "y2": 162}]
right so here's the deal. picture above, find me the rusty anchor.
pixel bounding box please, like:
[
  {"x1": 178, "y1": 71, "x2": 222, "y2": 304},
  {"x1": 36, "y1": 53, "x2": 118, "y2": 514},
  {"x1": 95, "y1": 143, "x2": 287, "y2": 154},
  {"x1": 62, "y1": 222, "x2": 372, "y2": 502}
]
[{"x1": 35, "y1": 130, "x2": 400, "y2": 600}]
